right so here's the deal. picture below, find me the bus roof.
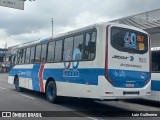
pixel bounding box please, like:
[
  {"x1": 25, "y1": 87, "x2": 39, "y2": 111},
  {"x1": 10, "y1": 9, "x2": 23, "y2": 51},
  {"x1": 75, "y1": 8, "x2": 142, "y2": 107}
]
[{"x1": 14, "y1": 22, "x2": 147, "y2": 49}]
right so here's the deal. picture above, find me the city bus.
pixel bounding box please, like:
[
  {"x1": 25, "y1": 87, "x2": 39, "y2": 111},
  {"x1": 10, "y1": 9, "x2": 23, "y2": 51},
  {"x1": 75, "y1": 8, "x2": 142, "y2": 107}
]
[
  {"x1": 144, "y1": 47, "x2": 160, "y2": 102},
  {"x1": 8, "y1": 22, "x2": 151, "y2": 103}
]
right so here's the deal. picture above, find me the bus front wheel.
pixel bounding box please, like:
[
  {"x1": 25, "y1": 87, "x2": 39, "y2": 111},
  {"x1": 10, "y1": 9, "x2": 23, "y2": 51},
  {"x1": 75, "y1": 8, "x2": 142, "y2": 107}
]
[{"x1": 46, "y1": 81, "x2": 57, "y2": 103}]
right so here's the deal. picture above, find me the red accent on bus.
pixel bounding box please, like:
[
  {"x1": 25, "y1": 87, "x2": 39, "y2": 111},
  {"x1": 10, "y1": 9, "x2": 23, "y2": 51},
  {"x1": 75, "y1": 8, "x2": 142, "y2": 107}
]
[
  {"x1": 105, "y1": 26, "x2": 113, "y2": 84},
  {"x1": 39, "y1": 64, "x2": 45, "y2": 92}
]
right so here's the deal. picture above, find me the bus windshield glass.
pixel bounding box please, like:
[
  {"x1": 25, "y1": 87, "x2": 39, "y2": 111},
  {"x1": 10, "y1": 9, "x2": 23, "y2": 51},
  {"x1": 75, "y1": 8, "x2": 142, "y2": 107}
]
[{"x1": 111, "y1": 27, "x2": 148, "y2": 54}]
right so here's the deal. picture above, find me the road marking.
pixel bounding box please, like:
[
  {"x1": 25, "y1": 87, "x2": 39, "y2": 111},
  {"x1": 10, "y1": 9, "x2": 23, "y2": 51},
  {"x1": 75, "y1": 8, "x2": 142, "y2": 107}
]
[
  {"x1": 0, "y1": 86, "x2": 6, "y2": 90},
  {"x1": 73, "y1": 112, "x2": 98, "y2": 120},
  {"x1": 21, "y1": 94, "x2": 35, "y2": 100}
]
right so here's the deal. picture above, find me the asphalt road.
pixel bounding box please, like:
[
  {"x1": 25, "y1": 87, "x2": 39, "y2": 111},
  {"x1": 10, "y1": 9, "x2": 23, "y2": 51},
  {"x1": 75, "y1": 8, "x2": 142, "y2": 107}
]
[{"x1": 0, "y1": 73, "x2": 160, "y2": 120}]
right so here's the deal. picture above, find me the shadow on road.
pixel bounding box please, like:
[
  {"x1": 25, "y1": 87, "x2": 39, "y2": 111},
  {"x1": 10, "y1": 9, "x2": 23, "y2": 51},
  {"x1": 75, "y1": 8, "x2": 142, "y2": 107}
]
[
  {"x1": 12, "y1": 88, "x2": 138, "y2": 117},
  {"x1": 123, "y1": 99, "x2": 160, "y2": 108}
]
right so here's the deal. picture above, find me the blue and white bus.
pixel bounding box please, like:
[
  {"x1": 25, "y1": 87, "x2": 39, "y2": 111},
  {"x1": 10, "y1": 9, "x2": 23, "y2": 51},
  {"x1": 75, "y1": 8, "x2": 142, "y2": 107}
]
[
  {"x1": 8, "y1": 22, "x2": 151, "y2": 103},
  {"x1": 144, "y1": 47, "x2": 160, "y2": 102}
]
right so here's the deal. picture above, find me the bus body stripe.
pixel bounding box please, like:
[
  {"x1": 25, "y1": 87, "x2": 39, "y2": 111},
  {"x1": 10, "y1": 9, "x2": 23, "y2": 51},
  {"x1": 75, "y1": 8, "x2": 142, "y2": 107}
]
[
  {"x1": 39, "y1": 64, "x2": 44, "y2": 92},
  {"x1": 32, "y1": 64, "x2": 40, "y2": 91},
  {"x1": 9, "y1": 67, "x2": 149, "y2": 88}
]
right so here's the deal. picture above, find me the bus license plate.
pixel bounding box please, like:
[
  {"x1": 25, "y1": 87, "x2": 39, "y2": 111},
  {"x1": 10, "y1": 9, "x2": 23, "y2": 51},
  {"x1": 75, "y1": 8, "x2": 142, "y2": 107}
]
[{"x1": 126, "y1": 84, "x2": 134, "y2": 87}]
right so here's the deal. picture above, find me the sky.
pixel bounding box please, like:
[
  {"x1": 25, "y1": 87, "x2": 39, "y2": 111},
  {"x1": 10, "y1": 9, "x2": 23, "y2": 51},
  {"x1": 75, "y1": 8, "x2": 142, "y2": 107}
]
[{"x1": 0, "y1": 0, "x2": 160, "y2": 48}]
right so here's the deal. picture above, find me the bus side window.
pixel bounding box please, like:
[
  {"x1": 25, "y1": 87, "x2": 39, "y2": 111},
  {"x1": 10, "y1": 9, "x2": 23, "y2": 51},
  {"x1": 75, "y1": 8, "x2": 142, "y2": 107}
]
[
  {"x1": 84, "y1": 31, "x2": 96, "y2": 60},
  {"x1": 35, "y1": 45, "x2": 41, "y2": 63},
  {"x1": 152, "y1": 52, "x2": 160, "y2": 72},
  {"x1": 152, "y1": 62, "x2": 158, "y2": 71},
  {"x1": 30, "y1": 46, "x2": 35, "y2": 63},
  {"x1": 47, "y1": 41, "x2": 55, "y2": 62},
  {"x1": 63, "y1": 37, "x2": 74, "y2": 61},
  {"x1": 41, "y1": 43, "x2": 47, "y2": 62},
  {"x1": 90, "y1": 31, "x2": 96, "y2": 59},
  {"x1": 73, "y1": 34, "x2": 84, "y2": 60},
  {"x1": 55, "y1": 40, "x2": 62, "y2": 62},
  {"x1": 158, "y1": 60, "x2": 160, "y2": 71}
]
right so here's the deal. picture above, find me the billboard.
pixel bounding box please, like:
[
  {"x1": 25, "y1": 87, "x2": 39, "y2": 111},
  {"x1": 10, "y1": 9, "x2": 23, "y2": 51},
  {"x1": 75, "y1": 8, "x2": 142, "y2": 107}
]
[{"x1": 0, "y1": 0, "x2": 24, "y2": 10}]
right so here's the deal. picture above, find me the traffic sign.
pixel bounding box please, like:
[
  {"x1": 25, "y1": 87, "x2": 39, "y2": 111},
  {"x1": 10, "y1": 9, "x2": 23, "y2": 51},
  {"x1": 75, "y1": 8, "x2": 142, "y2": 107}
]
[{"x1": 0, "y1": 0, "x2": 24, "y2": 10}]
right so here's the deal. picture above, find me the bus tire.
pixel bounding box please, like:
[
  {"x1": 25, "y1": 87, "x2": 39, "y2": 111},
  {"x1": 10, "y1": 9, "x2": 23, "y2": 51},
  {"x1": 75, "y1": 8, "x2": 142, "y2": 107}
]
[
  {"x1": 46, "y1": 81, "x2": 57, "y2": 103},
  {"x1": 15, "y1": 77, "x2": 22, "y2": 92}
]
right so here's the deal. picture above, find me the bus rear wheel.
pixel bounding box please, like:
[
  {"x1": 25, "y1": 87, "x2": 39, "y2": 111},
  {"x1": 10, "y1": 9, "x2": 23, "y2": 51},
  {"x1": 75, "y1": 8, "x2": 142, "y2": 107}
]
[
  {"x1": 15, "y1": 78, "x2": 22, "y2": 92},
  {"x1": 46, "y1": 81, "x2": 57, "y2": 103}
]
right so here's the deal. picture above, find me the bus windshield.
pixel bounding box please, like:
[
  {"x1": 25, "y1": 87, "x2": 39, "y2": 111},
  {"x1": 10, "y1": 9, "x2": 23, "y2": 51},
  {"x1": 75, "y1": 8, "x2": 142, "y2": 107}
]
[{"x1": 111, "y1": 27, "x2": 148, "y2": 54}]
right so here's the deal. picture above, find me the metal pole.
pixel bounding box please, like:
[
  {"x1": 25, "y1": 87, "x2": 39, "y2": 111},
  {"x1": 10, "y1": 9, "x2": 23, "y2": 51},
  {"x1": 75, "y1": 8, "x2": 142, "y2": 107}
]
[
  {"x1": 4, "y1": 43, "x2": 7, "y2": 62},
  {"x1": 51, "y1": 18, "x2": 53, "y2": 36}
]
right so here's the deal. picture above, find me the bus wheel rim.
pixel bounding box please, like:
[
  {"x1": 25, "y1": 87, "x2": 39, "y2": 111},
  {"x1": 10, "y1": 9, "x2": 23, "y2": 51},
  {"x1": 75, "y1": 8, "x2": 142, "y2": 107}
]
[{"x1": 48, "y1": 85, "x2": 55, "y2": 100}]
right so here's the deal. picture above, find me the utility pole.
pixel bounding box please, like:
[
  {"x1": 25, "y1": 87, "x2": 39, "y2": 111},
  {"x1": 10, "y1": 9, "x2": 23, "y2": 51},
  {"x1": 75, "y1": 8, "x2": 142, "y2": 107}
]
[
  {"x1": 4, "y1": 43, "x2": 7, "y2": 62},
  {"x1": 51, "y1": 18, "x2": 53, "y2": 37}
]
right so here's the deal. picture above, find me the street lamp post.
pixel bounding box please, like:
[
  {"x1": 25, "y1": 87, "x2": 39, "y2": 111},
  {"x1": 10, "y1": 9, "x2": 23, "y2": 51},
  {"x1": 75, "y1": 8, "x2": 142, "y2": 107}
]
[
  {"x1": 51, "y1": 18, "x2": 53, "y2": 36},
  {"x1": 4, "y1": 43, "x2": 7, "y2": 62}
]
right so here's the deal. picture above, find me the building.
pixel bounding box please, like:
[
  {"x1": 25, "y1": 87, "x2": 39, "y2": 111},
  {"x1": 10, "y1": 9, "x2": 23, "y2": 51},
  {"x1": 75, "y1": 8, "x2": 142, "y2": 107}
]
[
  {"x1": 0, "y1": 48, "x2": 7, "y2": 62},
  {"x1": 0, "y1": 48, "x2": 8, "y2": 72}
]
